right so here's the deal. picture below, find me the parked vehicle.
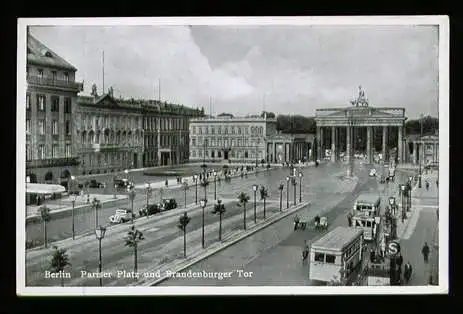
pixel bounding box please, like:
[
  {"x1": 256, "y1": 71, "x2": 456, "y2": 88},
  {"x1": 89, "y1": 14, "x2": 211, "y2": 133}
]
[
  {"x1": 139, "y1": 204, "x2": 161, "y2": 217},
  {"x1": 109, "y1": 208, "x2": 133, "y2": 224},
  {"x1": 86, "y1": 179, "x2": 105, "y2": 188},
  {"x1": 369, "y1": 168, "x2": 377, "y2": 177},
  {"x1": 160, "y1": 199, "x2": 177, "y2": 211},
  {"x1": 114, "y1": 178, "x2": 133, "y2": 189}
]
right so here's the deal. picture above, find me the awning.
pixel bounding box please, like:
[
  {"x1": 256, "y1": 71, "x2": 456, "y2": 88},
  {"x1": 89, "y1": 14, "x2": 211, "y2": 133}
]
[{"x1": 26, "y1": 183, "x2": 66, "y2": 194}]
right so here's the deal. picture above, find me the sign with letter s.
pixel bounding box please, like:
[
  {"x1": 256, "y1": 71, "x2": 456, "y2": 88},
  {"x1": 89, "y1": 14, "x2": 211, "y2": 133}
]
[{"x1": 387, "y1": 241, "x2": 400, "y2": 256}]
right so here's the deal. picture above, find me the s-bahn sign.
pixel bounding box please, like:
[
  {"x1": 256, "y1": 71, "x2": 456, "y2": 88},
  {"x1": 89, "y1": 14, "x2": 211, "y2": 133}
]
[{"x1": 387, "y1": 240, "x2": 401, "y2": 256}]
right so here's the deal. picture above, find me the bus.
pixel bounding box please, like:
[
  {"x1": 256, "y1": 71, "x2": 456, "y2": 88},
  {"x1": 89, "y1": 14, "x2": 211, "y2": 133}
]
[
  {"x1": 309, "y1": 227, "x2": 364, "y2": 285},
  {"x1": 353, "y1": 193, "x2": 381, "y2": 217},
  {"x1": 352, "y1": 215, "x2": 381, "y2": 241}
]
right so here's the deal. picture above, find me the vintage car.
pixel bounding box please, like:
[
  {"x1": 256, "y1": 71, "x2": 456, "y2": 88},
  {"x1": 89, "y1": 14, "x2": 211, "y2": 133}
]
[
  {"x1": 369, "y1": 168, "x2": 377, "y2": 177},
  {"x1": 138, "y1": 204, "x2": 161, "y2": 217},
  {"x1": 86, "y1": 179, "x2": 105, "y2": 188},
  {"x1": 159, "y1": 199, "x2": 177, "y2": 211},
  {"x1": 109, "y1": 208, "x2": 133, "y2": 224}
]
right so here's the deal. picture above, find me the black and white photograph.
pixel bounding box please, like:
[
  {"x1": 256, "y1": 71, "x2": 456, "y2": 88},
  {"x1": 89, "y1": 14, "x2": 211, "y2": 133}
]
[{"x1": 17, "y1": 16, "x2": 449, "y2": 295}]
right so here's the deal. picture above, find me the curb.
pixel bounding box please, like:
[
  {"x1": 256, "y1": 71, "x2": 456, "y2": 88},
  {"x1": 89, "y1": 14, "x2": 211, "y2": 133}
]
[{"x1": 135, "y1": 200, "x2": 310, "y2": 286}]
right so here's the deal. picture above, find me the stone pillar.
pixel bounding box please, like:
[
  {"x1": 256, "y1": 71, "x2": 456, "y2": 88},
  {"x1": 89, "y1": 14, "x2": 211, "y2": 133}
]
[
  {"x1": 331, "y1": 126, "x2": 336, "y2": 162},
  {"x1": 346, "y1": 126, "x2": 351, "y2": 161},
  {"x1": 367, "y1": 126, "x2": 372, "y2": 164},
  {"x1": 320, "y1": 127, "x2": 324, "y2": 159},
  {"x1": 398, "y1": 126, "x2": 403, "y2": 164},
  {"x1": 316, "y1": 126, "x2": 321, "y2": 160},
  {"x1": 382, "y1": 126, "x2": 387, "y2": 162},
  {"x1": 413, "y1": 142, "x2": 417, "y2": 164},
  {"x1": 157, "y1": 118, "x2": 161, "y2": 166}
]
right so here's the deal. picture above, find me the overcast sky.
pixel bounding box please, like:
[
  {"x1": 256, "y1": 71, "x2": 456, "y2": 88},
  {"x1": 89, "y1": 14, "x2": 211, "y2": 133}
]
[{"x1": 29, "y1": 24, "x2": 439, "y2": 119}]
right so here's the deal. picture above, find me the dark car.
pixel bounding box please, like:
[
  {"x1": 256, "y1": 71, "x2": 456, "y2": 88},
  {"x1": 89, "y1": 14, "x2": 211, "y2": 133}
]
[
  {"x1": 160, "y1": 199, "x2": 177, "y2": 211},
  {"x1": 114, "y1": 178, "x2": 134, "y2": 190},
  {"x1": 139, "y1": 204, "x2": 161, "y2": 217},
  {"x1": 87, "y1": 179, "x2": 105, "y2": 188}
]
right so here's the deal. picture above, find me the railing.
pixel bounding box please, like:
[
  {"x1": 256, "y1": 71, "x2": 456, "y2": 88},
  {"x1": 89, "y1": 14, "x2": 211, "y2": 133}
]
[
  {"x1": 27, "y1": 75, "x2": 84, "y2": 91},
  {"x1": 26, "y1": 157, "x2": 80, "y2": 168}
]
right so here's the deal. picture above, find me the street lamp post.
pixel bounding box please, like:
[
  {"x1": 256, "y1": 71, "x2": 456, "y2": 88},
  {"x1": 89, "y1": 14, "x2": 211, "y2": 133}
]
[
  {"x1": 292, "y1": 177, "x2": 297, "y2": 206},
  {"x1": 286, "y1": 176, "x2": 290, "y2": 209},
  {"x1": 408, "y1": 176, "x2": 413, "y2": 211},
  {"x1": 200, "y1": 199, "x2": 207, "y2": 248},
  {"x1": 129, "y1": 189, "x2": 136, "y2": 224},
  {"x1": 145, "y1": 183, "x2": 151, "y2": 209},
  {"x1": 400, "y1": 184, "x2": 406, "y2": 223},
  {"x1": 95, "y1": 225, "x2": 107, "y2": 287},
  {"x1": 193, "y1": 174, "x2": 198, "y2": 204},
  {"x1": 213, "y1": 170, "x2": 217, "y2": 201},
  {"x1": 418, "y1": 114, "x2": 423, "y2": 188},
  {"x1": 70, "y1": 176, "x2": 76, "y2": 240},
  {"x1": 252, "y1": 184, "x2": 258, "y2": 223},
  {"x1": 298, "y1": 172, "x2": 303, "y2": 203},
  {"x1": 92, "y1": 198, "x2": 101, "y2": 230},
  {"x1": 278, "y1": 183, "x2": 284, "y2": 212}
]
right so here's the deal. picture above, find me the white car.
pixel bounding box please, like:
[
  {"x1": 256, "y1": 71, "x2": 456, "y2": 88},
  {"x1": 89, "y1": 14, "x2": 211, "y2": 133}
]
[
  {"x1": 369, "y1": 168, "x2": 377, "y2": 177},
  {"x1": 109, "y1": 208, "x2": 133, "y2": 224}
]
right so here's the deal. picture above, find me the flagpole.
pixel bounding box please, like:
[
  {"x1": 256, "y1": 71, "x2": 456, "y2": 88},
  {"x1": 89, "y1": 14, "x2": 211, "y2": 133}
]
[{"x1": 102, "y1": 50, "x2": 105, "y2": 93}]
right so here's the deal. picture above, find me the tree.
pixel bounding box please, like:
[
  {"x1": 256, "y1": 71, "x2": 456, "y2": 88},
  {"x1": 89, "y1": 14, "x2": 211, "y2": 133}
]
[
  {"x1": 261, "y1": 111, "x2": 276, "y2": 119},
  {"x1": 50, "y1": 245, "x2": 71, "y2": 287},
  {"x1": 124, "y1": 225, "x2": 145, "y2": 274},
  {"x1": 182, "y1": 182, "x2": 189, "y2": 208},
  {"x1": 259, "y1": 186, "x2": 269, "y2": 219},
  {"x1": 276, "y1": 115, "x2": 316, "y2": 134},
  {"x1": 39, "y1": 206, "x2": 51, "y2": 248},
  {"x1": 278, "y1": 183, "x2": 284, "y2": 212},
  {"x1": 91, "y1": 198, "x2": 102, "y2": 229},
  {"x1": 177, "y1": 212, "x2": 191, "y2": 258},
  {"x1": 237, "y1": 192, "x2": 250, "y2": 230},
  {"x1": 405, "y1": 115, "x2": 438, "y2": 135},
  {"x1": 211, "y1": 199, "x2": 226, "y2": 241}
]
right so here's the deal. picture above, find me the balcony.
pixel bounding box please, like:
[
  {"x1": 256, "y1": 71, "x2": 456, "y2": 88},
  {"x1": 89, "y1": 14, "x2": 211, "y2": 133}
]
[
  {"x1": 92, "y1": 143, "x2": 122, "y2": 152},
  {"x1": 27, "y1": 75, "x2": 84, "y2": 92},
  {"x1": 26, "y1": 157, "x2": 80, "y2": 169}
]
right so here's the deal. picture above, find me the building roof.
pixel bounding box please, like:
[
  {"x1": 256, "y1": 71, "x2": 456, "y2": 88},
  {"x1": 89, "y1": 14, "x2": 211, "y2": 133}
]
[
  {"x1": 27, "y1": 34, "x2": 77, "y2": 71},
  {"x1": 26, "y1": 183, "x2": 66, "y2": 195},
  {"x1": 355, "y1": 192, "x2": 381, "y2": 205},
  {"x1": 311, "y1": 227, "x2": 363, "y2": 252}
]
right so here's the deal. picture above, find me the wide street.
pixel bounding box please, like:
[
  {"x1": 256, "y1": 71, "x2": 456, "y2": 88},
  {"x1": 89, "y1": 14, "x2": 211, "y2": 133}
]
[
  {"x1": 26, "y1": 164, "x2": 287, "y2": 245},
  {"x1": 26, "y1": 162, "x2": 349, "y2": 287},
  {"x1": 158, "y1": 163, "x2": 421, "y2": 286}
]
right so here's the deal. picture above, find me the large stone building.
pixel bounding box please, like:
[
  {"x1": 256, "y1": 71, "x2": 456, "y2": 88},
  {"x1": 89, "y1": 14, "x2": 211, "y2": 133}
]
[
  {"x1": 142, "y1": 101, "x2": 203, "y2": 167},
  {"x1": 26, "y1": 32, "x2": 84, "y2": 184},
  {"x1": 75, "y1": 89, "x2": 144, "y2": 175},
  {"x1": 75, "y1": 87, "x2": 204, "y2": 174},
  {"x1": 189, "y1": 115, "x2": 275, "y2": 164}
]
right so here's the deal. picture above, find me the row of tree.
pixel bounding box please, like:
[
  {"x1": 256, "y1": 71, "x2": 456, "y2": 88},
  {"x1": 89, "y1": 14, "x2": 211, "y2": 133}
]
[{"x1": 260, "y1": 111, "x2": 438, "y2": 136}]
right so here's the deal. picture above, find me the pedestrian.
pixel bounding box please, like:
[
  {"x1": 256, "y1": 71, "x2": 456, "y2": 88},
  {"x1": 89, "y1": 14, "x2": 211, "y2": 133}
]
[
  {"x1": 422, "y1": 242, "x2": 430, "y2": 264},
  {"x1": 436, "y1": 179, "x2": 438, "y2": 188},
  {"x1": 370, "y1": 249, "x2": 376, "y2": 263},
  {"x1": 347, "y1": 213, "x2": 353, "y2": 227},
  {"x1": 404, "y1": 262, "x2": 412, "y2": 284},
  {"x1": 425, "y1": 180, "x2": 430, "y2": 191},
  {"x1": 380, "y1": 237, "x2": 386, "y2": 258},
  {"x1": 302, "y1": 240, "x2": 309, "y2": 261},
  {"x1": 396, "y1": 253, "x2": 403, "y2": 269},
  {"x1": 436, "y1": 209, "x2": 439, "y2": 221}
]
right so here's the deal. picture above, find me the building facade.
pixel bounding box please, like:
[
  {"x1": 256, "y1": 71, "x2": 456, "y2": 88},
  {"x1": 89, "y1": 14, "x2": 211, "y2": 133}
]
[
  {"x1": 26, "y1": 33, "x2": 84, "y2": 184},
  {"x1": 266, "y1": 133, "x2": 314, "y2": 164},
  {"x1": 75, "y1": 90, "x2": 144, "y2": 175},
  {"x1": 412, "y1": 133, "x2": 439, "y2": 166},
  {"x1": 142, "y1": 102, "x2": 203, "y2": 167},
  {"x1": 189, "y1": 116, "x2": 277, "y2": 164},
  {"x1": 315, "y1": 87, "x2": 407, "y2": 165}
]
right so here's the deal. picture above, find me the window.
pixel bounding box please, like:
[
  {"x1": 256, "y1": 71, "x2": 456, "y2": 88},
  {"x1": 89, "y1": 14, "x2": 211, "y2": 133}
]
[
  {"x1": 26, "y1": 94, "x2": 31, "y2": 110},
  {"x1": 51, "y1": 96, "x2": 59, "y2": 112},
  {"x1": 38, "y1": 69, "x2": 44, "y2": 78},
  {"x1": 218, "y1": 151, "x2": 222, "y2": 158},
  {"x1": 325, "y1": 254, "x2": 336, "y2": 264},
  {"x1": 38, "y1": 145, "x2": 45, "y2": 159},
  {"x1": 52, "y1": 71, "x2": 57, "y2": 80},
  {"x1": 192, "y1": 138, "x2": 196, "y2": 146},
  {"x1": 52, "y1": 144, "x2": 58, "y2": 158},
  {"x1": 211, "y1": 127, "x2": 215, "y2": 134},
  {"x1": 211, "y1": 151, "x2": 215, "y2": 158},
  {"x1": 199, "y1": 127, "x2": 202, "y2": 135},
  {"x1": 199, "y1": 150, "x2": 203, "y2": 157},
  {"x1": 64, "y1": 98, "x2": 71, "y2": 113},
  {"x1": 37, "y1": 95, "x2": 45, "y2": 111},
  {"x1": 238, "y1": 127, "x2": 241, "y2": 135},
  {"x1": 65, "y1": 120, "x2": 70, "y2": 135},
  {"x1": 224, "y1": 128, "x2": 228, "y2": 135},
  {"x1": 64, "y1": 72, "x2": 69, "y2": 82},
  {"x1": 218, "y1": 127, "x2": 221, "y2": 135},
  {"x1": 192, "y1": 150, "x2": 196, "y2": 157},
  {"x1": 245, "y1": 151, "x2": 248, "y2": 158},
  {"x1": 238, "y1": 139, "x2": 241, "y2": 146},
  {"x1": 232, "y1": 127, "x2": 235, "y2": 134},
  {"x1": 26, "y1": 144, "x2": 31, "y2": 160},
  {"x1": 26, "y1": 119, "x2": 31, "y2": 133},
  {"x1": 314, "y1": 253, "x2": 325, "y2": 262},
  {"x1": 192, "y1": 126, "x2": 196, "y2": 134},
  {"x1": 366, "y1": 221, "x2": 372, "y2": 227},
  {"x1": 52, "y1": 120, "x2": 58, "y2": 134},
  {"x1": 38, "y1": 120, "x2": 45, "y2": 134},
  {"x1": 205, "y1": 126, "x2": 208, "y2": 134}
]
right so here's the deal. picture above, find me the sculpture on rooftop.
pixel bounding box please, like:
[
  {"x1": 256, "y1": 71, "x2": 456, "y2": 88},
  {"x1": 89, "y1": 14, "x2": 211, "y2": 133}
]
[
  {"x1": 91, "y1": 84, "x2": 98, "y2": 97},
  {"x1": 350, "y1": 85, "x2": 369, "y2": 107}
]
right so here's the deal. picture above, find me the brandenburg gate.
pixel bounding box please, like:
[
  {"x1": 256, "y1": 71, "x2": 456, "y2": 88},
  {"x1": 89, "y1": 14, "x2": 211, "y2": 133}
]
[{"x1": 315, "y1": 87, "x2": 407, "y2": 171}]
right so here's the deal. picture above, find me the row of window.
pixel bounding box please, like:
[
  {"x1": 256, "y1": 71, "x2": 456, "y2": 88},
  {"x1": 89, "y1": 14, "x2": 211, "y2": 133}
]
[
  {"x1": 144, "y1": 116, "x2": 188, "y2": 131},
  {"x1": 79, "y1": 133, "x2": 141, "y2": 146},
  {"x1": 191, "y1": 137, "x2": 262, "y2": 148},
  {"x1": 79, "y1": 114, "x2": 142, "y2": 130},
  {"x1": 27, "y1": 66, "x2": 71, "y2": 82},
  {"x1": 26, "y1": 94, "x2": 72, "y2": 113},
  {"x1": 191, "y1": 150, "x2": 262, "y2": 159},
  {"x1": 26, "y1": 144, "x2": 72, "y2": 160},
  {"x1": 81, "y1": 152, "x2": 132, "y2": 166},
  {"x1": 191, "y1": 125, "x2": 265, "y2": 135},
  {"x1": 26, "y1": 119, "x2": 71, "y2": 135}
]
